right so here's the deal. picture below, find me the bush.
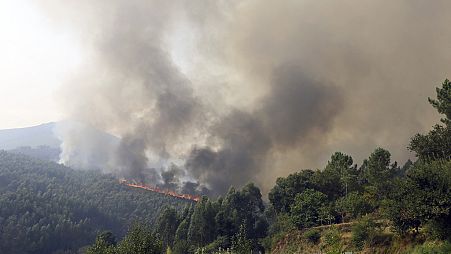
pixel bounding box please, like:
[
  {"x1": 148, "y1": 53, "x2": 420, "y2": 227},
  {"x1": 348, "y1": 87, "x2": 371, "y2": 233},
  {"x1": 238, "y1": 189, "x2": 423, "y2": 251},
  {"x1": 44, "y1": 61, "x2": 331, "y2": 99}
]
[
  {"x1": 351, "y1": 217, "x2": 377, "y2": 250},
  {"x1": 410, "y1": 241, "x2": 451, "y2": 254},
  {"x1": 322, "y1": 226, "x2": 342, "y2": 254},
  {"x1": 424, "y1": 218, "x2": 451, "y2": 241},
  {"x1": 303, "y1": 229, "x2": 321, "y2": 244}
]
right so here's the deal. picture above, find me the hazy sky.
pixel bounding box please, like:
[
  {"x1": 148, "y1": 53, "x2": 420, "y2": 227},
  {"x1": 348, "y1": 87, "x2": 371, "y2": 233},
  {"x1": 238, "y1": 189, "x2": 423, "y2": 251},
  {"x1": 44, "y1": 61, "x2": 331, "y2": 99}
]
[
  {"x1": 0, "y1": 0, "x2": 82, "y2": 129},
  {"x1": 2, "y1": 0, "x2": 450, "y2": 194}
]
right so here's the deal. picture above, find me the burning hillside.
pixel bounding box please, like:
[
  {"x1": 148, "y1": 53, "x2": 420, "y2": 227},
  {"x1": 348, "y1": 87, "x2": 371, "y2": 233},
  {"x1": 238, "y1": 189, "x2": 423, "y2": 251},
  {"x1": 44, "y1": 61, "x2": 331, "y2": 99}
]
[{"x1": 119, "y1": 179, "x2": 200, "y2": 202}]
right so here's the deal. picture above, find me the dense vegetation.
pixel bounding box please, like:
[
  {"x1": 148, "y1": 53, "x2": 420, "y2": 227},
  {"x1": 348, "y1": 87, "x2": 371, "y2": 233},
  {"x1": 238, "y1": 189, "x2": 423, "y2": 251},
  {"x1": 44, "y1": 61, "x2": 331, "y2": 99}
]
[
  {"x1": 8, "y1": 145, "x2": 60, "y2": 162},
  {"x1": 1, "y1": 80, "x2": 450, "y2": 253},
  {"x1": 0, "y1": 152, "x2": 193, "y2": 254}
]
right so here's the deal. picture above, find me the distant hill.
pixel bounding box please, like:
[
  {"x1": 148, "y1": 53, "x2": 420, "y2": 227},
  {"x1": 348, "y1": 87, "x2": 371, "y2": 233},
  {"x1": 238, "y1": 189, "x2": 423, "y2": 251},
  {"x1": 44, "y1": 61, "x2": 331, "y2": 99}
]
[
  {"x1": 0, "y1": 121, "x2": 120, "y2": 164},
  {"x1": 0, "y1": 151, "x2": 193, "y2": 254},
  {"x1": 0, "y1": 122, "x2": 60, "y2": 150}
]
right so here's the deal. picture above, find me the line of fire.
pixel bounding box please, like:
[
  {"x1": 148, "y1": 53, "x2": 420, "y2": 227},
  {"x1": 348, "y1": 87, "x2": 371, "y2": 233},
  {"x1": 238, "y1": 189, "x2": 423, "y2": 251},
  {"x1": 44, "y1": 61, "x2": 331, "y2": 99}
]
[{"x1": 119, "y1": 179, "x2": 200, "y2": 202}]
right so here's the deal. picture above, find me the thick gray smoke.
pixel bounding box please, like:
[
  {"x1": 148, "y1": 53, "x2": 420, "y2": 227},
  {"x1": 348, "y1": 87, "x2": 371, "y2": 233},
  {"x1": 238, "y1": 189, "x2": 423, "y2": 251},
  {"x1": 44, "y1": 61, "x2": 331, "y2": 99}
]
[
  {"x1": 38, "y1": 0, "x2": 451, "y2": 195},
  {"x1": 186, "y1": 66, "x2": 342, "y2": 195}
]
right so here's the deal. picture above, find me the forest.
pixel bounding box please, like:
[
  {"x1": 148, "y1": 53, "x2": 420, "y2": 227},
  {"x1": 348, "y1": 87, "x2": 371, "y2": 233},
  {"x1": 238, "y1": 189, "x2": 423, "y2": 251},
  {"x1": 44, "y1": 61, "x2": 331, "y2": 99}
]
[
  {"x1": 0, "y1": 151, "x2": 193, "y2": 254},
  {"x1": 1, "y1": 80, "x2": 450, "y2": 254}
]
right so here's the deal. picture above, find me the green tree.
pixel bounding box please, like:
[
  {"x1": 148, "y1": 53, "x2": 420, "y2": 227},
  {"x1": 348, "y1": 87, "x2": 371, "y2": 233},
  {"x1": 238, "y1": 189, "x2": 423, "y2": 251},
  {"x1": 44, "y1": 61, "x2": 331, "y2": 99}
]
[
  {"x1": 156, "y1": 207, "x2": 180, "y2": 249},
  {"x1": 187, "y1": 197, "x2": 216, "y2": 247},
  {"x1": 361, "y1": 148, "x2": 396, "y2": 201},
  {"x1": 409, "y1": 79, "x2": 451, "y2": 161},
  {"x1": 116, "y1": 223, "x2": 162, "y2": 254},
  {"x1": 231, "y1": 224, "x2": 252, "y2": 254},
  {"x1": 86, "y1": 231, "x2": 116, "y2": 254},
  {"x1": 269, "y1": 170, "x2": 316, "y2": 213},
  {"x1": 174, "y1": 217, "x2": 190, "y2": 243},
  {"x1": 429, "y1": 78, "x2": 451, "y2": 125},
  {"x1": 383, "y1": 161, "x2": 451, "y2": 237},
  {"x1": 336, "y1": 191, "x2": 372, "y2": 222},
  {"x1": 315, "y1": 152, "x2": 358, "y2": 200},
  {"x1": 290, "y1": 189, "x2": 329, "y2": 228}
]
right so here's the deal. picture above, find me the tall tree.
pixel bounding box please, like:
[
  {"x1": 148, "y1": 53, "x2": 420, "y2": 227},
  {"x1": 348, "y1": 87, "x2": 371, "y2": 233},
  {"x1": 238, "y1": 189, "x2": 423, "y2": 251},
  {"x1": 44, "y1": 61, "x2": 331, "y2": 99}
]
[
  {"x1": 115, "y1": 224, "x2": 162, "y2": 254},
  {"x1": 362, "y1": 148, "x2": 396, "y2": 201},
  {"x1": 86, "y1": 231, "x2": 116, "y2": 254},
  {"x1": 187, "y1": 197, "x2": 216, "y2": 247},
  {"x1": 409, "y1": 78, "x2": 451, "y2": 161},
  {"x1": 314, "y1": 152, "x2": 358, "y2": 200},
  {"x1": 156, "y1": 207, "x2": 180, "y2": 249},
  {"x1": 290, "y1": 189, "x2": 329, "y2": 228},
  {"x1": 429, "y1": 79, "x2": 451, "y2": 125},
  {"x1": 383, "y1": 161, "x2": 451, "y2": 237},
  {"x1": 269, "y1": 170, "x2": 316, "y2": 213}
]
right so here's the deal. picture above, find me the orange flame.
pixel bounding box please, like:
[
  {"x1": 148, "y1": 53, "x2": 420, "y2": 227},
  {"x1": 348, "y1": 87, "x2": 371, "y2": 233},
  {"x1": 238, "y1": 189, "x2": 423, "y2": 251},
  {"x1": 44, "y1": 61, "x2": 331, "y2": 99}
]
[{"x1": 119, "y1": 179, "x2": 200, "y2": 202}]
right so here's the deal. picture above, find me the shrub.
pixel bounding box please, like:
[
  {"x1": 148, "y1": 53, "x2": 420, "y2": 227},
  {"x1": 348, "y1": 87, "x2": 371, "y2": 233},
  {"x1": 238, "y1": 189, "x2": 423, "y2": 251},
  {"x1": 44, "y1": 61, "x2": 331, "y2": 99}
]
[
  {"x1": 351, "y1": 217, "x2": 377, "y2": 250},
  {"x1": 424, "y1": 218, "x2": 451, "y2": 241},
  {"x1": 303, "y1": 229, "x2": 321, "y2": 244},
  {"x1": 410, "y1": 241, "x2": 451, "y2": 254},
  {"x1": 322, "y1": 226, "x2": 342, "y2": 254}
]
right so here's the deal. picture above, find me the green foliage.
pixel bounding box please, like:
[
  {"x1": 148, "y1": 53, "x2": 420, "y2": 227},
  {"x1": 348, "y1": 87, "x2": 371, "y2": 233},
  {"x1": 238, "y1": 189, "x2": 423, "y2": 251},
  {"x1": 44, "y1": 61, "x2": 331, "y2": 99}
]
[
  {"x1": 424, "y1": 219, "x2": 451, "y2": 241},
  {"x1": 268, "y1": 170, "x2": 316, "y2": 213},
  {"x1": 156, "y1": 207, "x2": 180, "y2": 249},
  {"x1": 409, "y1": 124, "x2": 451, "y2": 162},
  {"x1": 187, "y1": 196, "x2": 217, "y2": 247},
  {"x1": 290, "y1": 189, "x2": 329, "y2": 228},
  {"x1": 322, "y1": 226, "x2": 342, "y2": 254},
  {"x1": 362, "y1": 148, "x2": 397, "y2": 201},
  {"x1": 351, "y1": 217, "x2": 377, "y2": 250},
  {"x1": 174, "y1": 217, "x2": 190, "y2": 243},
  {"x1": 174, "y1": 183, "x2": 268, "y2": 252},
  {"x1": 115, "y1": 223, "x2": 162, "y2": 254},
  {"x1": 215, "y1": 183, "x2": 268, "y2": 241},
  {"x1": 303, "y1": 228, "x2": 321, "y2": 244},
  {"x1": 261, "y1": 212, "x2": 296, "y2": 251},
  {"x1": 201, "y1": 236, "x2": 230, "y2": 254},
  {"x1": 315, "y1": 152, "x2": 359, "y2": 200},
  {"x1": 0, "y1": 151, "x2": 192, "y2": 254},
  {"x1": 336, "y1": 191, "x2": 372, "y2": 221},
  {"x1": 428, "y1": 79, "x2": 451, "y2": 125},
  {"x1": 383, "y1": 161, "x2": 451, "y2": 236},
  {"x1": 268, "y1": 212, "x2": 295, "y2": 235},
  {"x1": 86, "y1": 224, "x2": 162, "y2": 254},
  {"x1": 409, "y1": 241, "x2": 451, "y2": 254},
  {"x1": 409, "y1": 79, "x2": 451, "y2": 161},
  {"x1": 172, "y1": 240, "x2": 191, "y2": 254},
  {"x1": 86, "y1": 232, "x2": 116, "y2": 254},
  {"x1": 231, "y1": 224, "x2": 252, "y2": 254}
]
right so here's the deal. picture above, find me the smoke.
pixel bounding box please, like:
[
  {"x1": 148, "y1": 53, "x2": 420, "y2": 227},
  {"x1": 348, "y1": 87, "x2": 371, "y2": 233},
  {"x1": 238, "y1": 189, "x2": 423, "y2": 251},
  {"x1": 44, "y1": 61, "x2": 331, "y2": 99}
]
[
  {"x1": 186, "y1": 66, "x2": 342, "y2": 195},
  {"x1": 37, "y1": 0, "x2": 451, "y2": 195}
]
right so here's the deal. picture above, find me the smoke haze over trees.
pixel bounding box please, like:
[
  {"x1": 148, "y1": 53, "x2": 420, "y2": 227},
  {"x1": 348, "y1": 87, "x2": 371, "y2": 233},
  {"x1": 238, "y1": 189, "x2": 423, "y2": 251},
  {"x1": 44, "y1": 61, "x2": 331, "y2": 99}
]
[{"x1": 35, "y1": 0, "x2": 451, "y2": 195}]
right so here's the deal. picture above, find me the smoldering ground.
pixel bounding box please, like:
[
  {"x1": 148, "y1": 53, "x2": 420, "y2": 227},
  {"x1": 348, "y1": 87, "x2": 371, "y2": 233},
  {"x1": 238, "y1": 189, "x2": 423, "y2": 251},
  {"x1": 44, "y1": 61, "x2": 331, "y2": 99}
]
[{"x1": 38, "y1": 0, "x2": 451, "y2": 195}]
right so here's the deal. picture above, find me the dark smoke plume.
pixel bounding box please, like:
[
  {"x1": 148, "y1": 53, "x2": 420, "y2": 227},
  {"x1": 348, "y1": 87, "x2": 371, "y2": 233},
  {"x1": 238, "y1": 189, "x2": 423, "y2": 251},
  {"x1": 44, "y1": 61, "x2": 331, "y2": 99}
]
[
  {"x1": 186, "y1": 66, "x2": 342, "y2": 195},
  {"x1": 38, "y1": 0, "x2": 451, "y2": 195}
]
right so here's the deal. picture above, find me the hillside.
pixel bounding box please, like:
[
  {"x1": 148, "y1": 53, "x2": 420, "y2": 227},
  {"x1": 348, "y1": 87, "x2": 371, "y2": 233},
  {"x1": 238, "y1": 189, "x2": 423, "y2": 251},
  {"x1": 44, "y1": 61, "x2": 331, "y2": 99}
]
[
  {"x1": 0, "y1": 121, "x2": 122, "y2": 164},
  {"x1": 0, "y1": 122, "x2": 60, "y2": 150},
  {"x1": 270, "y1": 222, "x2": 451, "y2": 254},
  {"x1": 0, "y1": 151, "x2": 193, "y2": 254},
  {"x1": 8, "y1": 145, "x2": 61, "y2": 162}
]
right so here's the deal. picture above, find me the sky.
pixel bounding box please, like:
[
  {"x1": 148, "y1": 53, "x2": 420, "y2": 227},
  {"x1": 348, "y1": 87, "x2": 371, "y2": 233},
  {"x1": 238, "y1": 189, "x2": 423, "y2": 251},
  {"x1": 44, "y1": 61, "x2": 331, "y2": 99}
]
[{"x1": 0, "y1": 0, "x2": 82, "y2": 129}]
